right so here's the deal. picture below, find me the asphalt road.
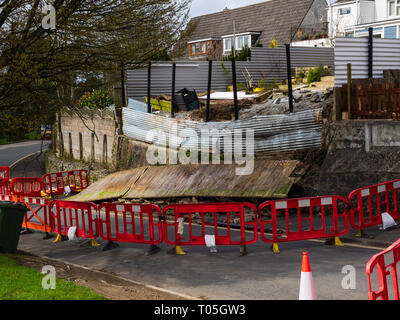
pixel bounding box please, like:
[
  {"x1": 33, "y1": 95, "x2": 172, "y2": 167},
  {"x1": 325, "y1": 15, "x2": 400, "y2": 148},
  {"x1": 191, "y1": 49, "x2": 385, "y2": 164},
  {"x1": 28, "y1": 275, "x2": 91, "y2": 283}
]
[
  {"x1": 0, "y1": 140, "x2": 50, "y2": 167},
  {"x1": 0, "y1": 140, "x2": 50, "y2": 177}
]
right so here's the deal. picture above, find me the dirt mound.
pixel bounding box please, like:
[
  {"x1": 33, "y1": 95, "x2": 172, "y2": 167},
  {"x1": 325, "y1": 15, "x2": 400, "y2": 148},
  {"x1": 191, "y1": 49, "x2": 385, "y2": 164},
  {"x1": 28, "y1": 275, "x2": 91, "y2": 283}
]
[{"x1": 189, "y1": 99, "x2": 254, "y2": 121}]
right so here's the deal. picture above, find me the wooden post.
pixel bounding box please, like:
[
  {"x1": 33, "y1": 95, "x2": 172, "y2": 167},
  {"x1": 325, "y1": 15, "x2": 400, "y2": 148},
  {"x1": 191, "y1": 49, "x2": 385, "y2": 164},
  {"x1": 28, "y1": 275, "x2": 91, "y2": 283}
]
[{"x1": 347, "y1": 63, "x2": 352, "y2": 120}]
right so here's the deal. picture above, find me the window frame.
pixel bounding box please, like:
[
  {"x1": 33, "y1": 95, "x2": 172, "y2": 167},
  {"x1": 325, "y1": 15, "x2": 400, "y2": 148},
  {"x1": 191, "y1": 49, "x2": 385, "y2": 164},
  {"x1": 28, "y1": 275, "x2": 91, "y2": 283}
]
[
  {"x1": 388, "y1": 0, "x2": 400, "y2": 17},
  {"x1": 222, "y1": 33, "x2": 256, "y2": 54},
  {"x1": 188, "y1": 40, "x2": 214, "y2": 56}
]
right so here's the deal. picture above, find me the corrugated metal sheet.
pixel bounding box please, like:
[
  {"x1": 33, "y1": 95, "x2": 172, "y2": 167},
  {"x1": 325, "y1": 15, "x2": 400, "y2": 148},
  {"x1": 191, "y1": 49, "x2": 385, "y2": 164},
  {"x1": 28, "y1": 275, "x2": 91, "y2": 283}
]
[
  {"x1": 252, "y1": 47, "x2": 334, "y2": 68},
  {"x1": 122, "y1": 107, "x2": 322, "y2": 154},
  {"x1": 334, "y1": 37, "x2": 400, "y2": 87},
  {"x1": 127, "y1": 46, "x2": 334, "y2": 101},
  {"x1": 69, "y1": 160, "x2": 300, "y2": 201}
]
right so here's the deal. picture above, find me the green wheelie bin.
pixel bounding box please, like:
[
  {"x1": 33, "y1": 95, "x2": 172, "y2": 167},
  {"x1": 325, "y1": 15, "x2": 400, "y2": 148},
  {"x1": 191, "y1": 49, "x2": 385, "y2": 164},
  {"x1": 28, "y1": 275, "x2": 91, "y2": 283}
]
[{"x1": 0, "y1": 202, "x2": 29, "y2": 253}]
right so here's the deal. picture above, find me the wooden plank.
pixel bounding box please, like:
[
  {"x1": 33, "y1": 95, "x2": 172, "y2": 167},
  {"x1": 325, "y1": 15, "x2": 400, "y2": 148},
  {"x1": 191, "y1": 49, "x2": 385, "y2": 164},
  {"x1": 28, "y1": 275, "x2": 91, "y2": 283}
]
[{"x1": 70, "y1": 160, "x2": 301, "y2": 201}]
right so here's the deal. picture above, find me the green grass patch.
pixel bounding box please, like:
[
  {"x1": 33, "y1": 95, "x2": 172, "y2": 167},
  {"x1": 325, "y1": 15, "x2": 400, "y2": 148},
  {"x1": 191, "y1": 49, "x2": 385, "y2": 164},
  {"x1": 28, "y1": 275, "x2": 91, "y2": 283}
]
[{"x1": 0, "y1": 254, "x2": 106, "y2": 300}]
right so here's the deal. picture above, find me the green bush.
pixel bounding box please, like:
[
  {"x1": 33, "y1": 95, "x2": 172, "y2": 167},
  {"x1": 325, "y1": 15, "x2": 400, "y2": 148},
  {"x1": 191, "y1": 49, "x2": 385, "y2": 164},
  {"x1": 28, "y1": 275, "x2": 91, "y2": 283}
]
[
  {"x1": 307, "y1": 68, "x2": 320, "y2": 84},
  {"x1": 307, "y1": 64, "x2": 330, "y2": 84},
  {"x1": 222, "y1": 45, "x2": 251, "y2": 61},
  {"x1": 78, "y1": 89, "x2": 113, "y2": 109}
]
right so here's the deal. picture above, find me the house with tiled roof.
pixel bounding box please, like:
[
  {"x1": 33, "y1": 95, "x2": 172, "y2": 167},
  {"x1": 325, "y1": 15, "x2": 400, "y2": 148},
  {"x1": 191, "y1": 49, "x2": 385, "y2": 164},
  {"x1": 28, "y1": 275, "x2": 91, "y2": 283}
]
[
  {"x1": 327, "y1": 0, "x2": 400, "y2": 39},
  {"x1": 182, "y1": 0, "x2": 328, "y2": 60}
]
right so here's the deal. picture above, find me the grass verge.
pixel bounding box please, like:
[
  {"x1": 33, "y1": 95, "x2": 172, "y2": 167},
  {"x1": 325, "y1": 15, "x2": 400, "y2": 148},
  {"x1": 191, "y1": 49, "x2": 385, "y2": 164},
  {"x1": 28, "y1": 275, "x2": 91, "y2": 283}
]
[{"x1": 0, "y1": 254, "x2": 106, "y2": 300}]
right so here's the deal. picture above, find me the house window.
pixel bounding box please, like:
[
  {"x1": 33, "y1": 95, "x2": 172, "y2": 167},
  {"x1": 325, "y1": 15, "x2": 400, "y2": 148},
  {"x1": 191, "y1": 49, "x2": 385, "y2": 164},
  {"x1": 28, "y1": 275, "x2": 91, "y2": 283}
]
[
  {"x1": 189, "y1": 40, "x2": 213, "y2": 56},
  {"x1": 224, "y1": 37, "x2": 234, "y2": 51},
  {"x1": 339, "y1": 8, "x2": 351, "y2": 15},
  {"x1": 223, "y1": 34, "x2": 253, "y2": 54},
  {"x1": 388, "y1": 0, "x2": 400, "y2": 16}
]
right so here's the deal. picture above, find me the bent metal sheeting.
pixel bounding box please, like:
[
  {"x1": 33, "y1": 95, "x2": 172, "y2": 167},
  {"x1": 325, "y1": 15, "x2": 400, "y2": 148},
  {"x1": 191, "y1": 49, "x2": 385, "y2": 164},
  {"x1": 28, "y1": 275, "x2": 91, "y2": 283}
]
[
  {"x1": 122, "y1": 107, "x2": 322, "y2": 153},
  {"x1": 69, "y1": 160, "x2": 300, "y2": 202}
]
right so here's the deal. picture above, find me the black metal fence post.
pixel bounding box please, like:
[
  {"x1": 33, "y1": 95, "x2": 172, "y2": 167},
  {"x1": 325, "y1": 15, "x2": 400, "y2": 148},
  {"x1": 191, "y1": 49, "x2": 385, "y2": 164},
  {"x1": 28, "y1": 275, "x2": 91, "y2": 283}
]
[
  {"x1": 171, "y1": 62, "x2": 176, "y2": 118},
  {"x1": 231, "y1": 58, "x2": 239, "y2": 120},
  {"x1": 147, "y1": 61, "x2": 152, "y2": 113},
  {"x1": 368, "y1": 27, "x2": 373, "y2": 79},
  {"x1": 285, "y1": 43, "x2": 294, "y2": 113},
  {"x1": 206, "y1": 60, "x2": 213, "y2": 122}
]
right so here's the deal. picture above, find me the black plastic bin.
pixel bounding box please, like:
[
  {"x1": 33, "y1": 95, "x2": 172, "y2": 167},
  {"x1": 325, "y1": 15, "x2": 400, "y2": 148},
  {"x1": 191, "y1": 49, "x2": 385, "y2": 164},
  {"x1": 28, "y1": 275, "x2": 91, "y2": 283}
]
[
  {"x1": 175, "y1": 88, "x2": 200, "y2": 111},
  {"x1": 0, "y1": 202, "x2": 28, "y2": 253}
]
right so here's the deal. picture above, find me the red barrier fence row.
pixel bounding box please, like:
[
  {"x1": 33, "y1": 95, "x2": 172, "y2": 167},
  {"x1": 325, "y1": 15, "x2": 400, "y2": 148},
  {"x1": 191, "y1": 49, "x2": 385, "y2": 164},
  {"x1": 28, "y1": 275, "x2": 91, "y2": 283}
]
[
  {"x1": 0, "y1": 168, "x2": 89, "y2": 197},
  {"x1": 1, "y1": 170, "x2": 400, "y2": 246},
  {"x1": 349, "y1": 179, "x2": 400, "y2": 231},
  {"x1": 0, "y1": 198, "x2": 349, "y2": 254},
  {"x1": 2, "y1": 165, "x2": 400, "y2": 238},
  {"x1": 50, "y1": 200, "x2": 99, "y2": 241},
  {"x1": 163, "y1": 202, "x2": 258, "y2": 250},
  {"x1": 43, "y1": 170, "x2": 89, "y2": 196},
  {"x1": 98, "y1": 203, "x2": 163, "y2": 246},
  {"x1": 366, "y1": 238, "x2": 400, "y2": 300},
  {"x1": 11, "y1": 177, "x2": 44, "y2": 198},
  {"x1": 259, "y1": 196, "x2": 349, "y2": 252}
]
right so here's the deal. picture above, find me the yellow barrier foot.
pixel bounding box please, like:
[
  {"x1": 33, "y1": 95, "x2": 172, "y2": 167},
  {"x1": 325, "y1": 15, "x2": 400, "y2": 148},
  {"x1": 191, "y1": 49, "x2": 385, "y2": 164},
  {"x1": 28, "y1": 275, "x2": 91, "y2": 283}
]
[
  {"x1": 175, "y1": 245, "x2": 186, "y2": 255},
  {"x1": 90, "y1": 239, "x2": 100, "y2": 247},
  {"x1": 334, "y1": 237, "x2": 344, "y2": 247},
  {"x1": 53, "y1": 234, "x2": 63, "y2": 243},
  {"x1": 272, "y1": 243, "x2": 280, "y2": 254},
  {"x1": 167, "y1": 246, "x2": 186, "y2": 255}
]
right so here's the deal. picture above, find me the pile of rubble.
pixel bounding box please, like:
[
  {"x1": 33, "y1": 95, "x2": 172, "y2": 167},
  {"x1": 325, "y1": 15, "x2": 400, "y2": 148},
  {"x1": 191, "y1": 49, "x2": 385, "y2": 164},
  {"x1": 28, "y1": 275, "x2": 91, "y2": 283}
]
[
  {"x1": 239, "y1": 88, "x2": 333, "y2": 119},
  {"x1": 153, "y1": 87, "x2": 333, "y2": 122}
]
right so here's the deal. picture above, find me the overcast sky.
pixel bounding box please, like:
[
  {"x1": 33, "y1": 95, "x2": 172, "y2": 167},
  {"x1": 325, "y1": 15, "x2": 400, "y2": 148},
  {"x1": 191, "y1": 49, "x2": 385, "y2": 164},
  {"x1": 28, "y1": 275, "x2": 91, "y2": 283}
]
[{"x1": 189, "y1": 0, "x2": 332, "y2": 18}]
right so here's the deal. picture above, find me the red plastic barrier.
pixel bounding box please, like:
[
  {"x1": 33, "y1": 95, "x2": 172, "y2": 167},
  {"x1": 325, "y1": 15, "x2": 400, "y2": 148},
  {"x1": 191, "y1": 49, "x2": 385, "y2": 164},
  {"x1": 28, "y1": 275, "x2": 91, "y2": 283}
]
[
  {"x1": 0, "y1": 180, "x2": 10, "y2": 195},
  {"x1": 366, "y1": 238, "x2": 400, "y2": 300},
  {"x1": 0, "y1": 166, "x2": 10, "y2": 181},
  {"x1": 162, "y1": 202, "x2": 258, "y2": 247},
  {"x1": 0, "y1": 194, "x2": 14, "y2": 202},
  {"x1": 98, "y1": 203, "x2": 163, "y2": 245},
  {"x1": 43, "y1": 170, "x2": 89, "y2": 196},
  {"x1": 259, "y1": 196, "x2": 349, "y2": 245},
  {"x1": 349, "y1": 179, "x2": 400, "y2": 231},
  {"x1": 21, "y1": 197, "x2": 52, "y2": 233},
  {"x1": 10, "y1": 177, "x2": 44, "y2": 197},
  {"x1": 49, "y1": 200, "x2": 99, "y2": 240}
]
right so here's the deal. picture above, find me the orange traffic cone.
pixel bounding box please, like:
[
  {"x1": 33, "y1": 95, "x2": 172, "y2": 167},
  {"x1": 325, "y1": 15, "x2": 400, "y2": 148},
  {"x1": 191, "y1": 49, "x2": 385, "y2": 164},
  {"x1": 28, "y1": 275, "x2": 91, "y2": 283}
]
[{"x1": 299, "y1": 252, "x2": 317, "y2": 300}]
